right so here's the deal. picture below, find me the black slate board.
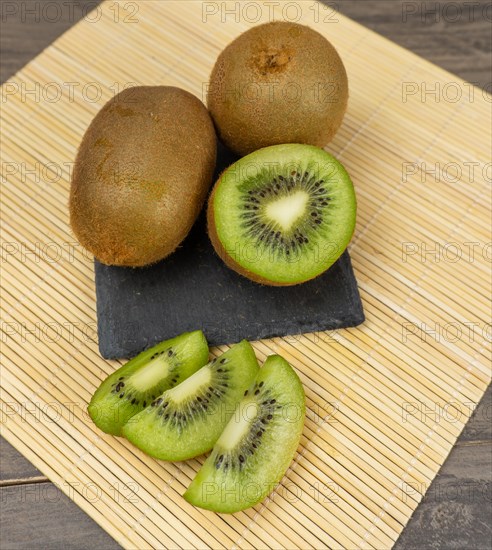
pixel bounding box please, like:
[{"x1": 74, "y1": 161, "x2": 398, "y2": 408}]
[{"x1": 94, "y1": 142, "x2": 364, "y2": 359}]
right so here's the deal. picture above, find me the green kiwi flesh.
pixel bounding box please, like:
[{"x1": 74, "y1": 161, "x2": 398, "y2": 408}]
[
  {"x1": 208, "y1": 143, "x2": 356, "y2": 285},
  {"x1": 88, "y1": 331, "x2": 208, "y2": 435},
  {"x1": 122, "y1": 340, "x2": 259, "y2": 461},
  {"x1": 184, "y1": 355, "x2": 305, "y2": 513}
]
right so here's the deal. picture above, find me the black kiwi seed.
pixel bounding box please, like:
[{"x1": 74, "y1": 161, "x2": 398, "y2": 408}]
[{"x1": 240, "y1": 165, "x2": 334, "y2": 252}]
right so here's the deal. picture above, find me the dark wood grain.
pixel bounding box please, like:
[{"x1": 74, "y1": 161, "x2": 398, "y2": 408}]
[
  {"x1": 1, "y1": 1, "x2": 490, "y2": 548},
  {"x1": 0, "y1": 439, "x2": 44, "y2": 482},
  {"x1": 395, "y1": 386, "x2": 492, "y2": 550},
  {"x1": 0, "y1": 0, "x2": 100, "y2": 83},
  {"x1": 0, "y1": 482, "x2": 121, "y2": 550},
  {"x1": 394, "y1": 441, "x2": 492, "y2": 550},
  {"x1": 459, "y1": 383, "x2": 492, "y2": 442},
  {"x1": 336, "y1": 0, "x2": 491, "y2": 88}
]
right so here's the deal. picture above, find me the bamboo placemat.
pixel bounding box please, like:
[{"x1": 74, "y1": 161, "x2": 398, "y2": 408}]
[{"x1": 1, "y1": 1, "x2": 491, "y2": 548}]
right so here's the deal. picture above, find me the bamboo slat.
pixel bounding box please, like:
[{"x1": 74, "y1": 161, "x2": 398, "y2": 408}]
[{"x1": 1, "y1": 2, "x2": 490, "y2": 549}]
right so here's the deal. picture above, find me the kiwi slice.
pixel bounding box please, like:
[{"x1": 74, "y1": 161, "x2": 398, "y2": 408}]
[
  {"x1": 208, "y1": 143, "x2": 356, "y2": 286},
  {"x1": 122, "y1": 340, "x2": 259, "y2": 461},
  {"x1": 88, "y1": 331, "x2": 208, "y2": 435},
  {"x1": 184, "y1": 354, "x2": 305, "y2": 513}
]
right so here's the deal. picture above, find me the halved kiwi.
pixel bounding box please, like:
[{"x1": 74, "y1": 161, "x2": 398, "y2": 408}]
[
  {"x1": 122, "y1": 340, "x2": 259, "y2": 461},
  {"x1": 88, "y1": 331, "x2": 208, "y2": 435},
  {"x1": 208, "y1": 143, "x2": 356, "y2": 286},
  {"x1": 184, "y1": 355, "x2": 305, "y2": 513}
]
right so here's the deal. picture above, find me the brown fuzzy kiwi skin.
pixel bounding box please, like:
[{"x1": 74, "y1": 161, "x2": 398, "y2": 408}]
[
  {"x1": 70, "y1": 86, "x2": 216, "y2": 267},
  {"x1": 207, "y1": 21, "x2": 348, "y2": 156},
  {"x1": 207, "y1": 180, "x2": 313, "y2": 287}
]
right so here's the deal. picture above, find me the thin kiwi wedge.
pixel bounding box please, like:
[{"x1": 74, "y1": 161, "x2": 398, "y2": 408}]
[
  {"x1": 208, "y1": 143, "x2": 356, "y2": 286},
  {"x1": 88, "y1": 331, "x2": 208, "y2": 435},
  {"x1": 184, "y1": 354, "x2": 305, "y2": 513},
  {"x1": 122, "y1": 340, "x2": 259, "y2": 461}
]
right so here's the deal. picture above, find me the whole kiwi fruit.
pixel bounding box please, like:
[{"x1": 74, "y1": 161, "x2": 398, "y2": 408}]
[
  {"x1": 70, "y1": 86, "x2": 216, "y2": 267},
  {"x1": 207, "y1": 21, "x2": 348, "y2": 156}
]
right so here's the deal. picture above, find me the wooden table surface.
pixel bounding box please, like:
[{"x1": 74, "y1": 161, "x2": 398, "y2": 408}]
[{"x1": 1, "y1": 1, "x2": 491, "y2": 548}]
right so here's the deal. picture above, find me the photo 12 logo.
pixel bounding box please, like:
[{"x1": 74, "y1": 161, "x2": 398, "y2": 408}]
[
  {"x1": 1, "y1": 81, "x2": 138, "y2": 105},
  {"x1": 401, "y1": 2, "x2": 492, "y2": 23},
  {"x1": 204, "y1": 80, "x2": 341, "y2": 106},
  {"x1": 402, "y1": 81, "x2": 492, "y2": 103},
  {"x1": 401, "y1": 480, "x2": 491, "y2": 504},
  {"x1": 201, "y1": 1, "x2": 339, "y2": 24},
  {"x1": 401, "y1": 161, "x2": 492, "y2": 185},
  {"x1": 401, "y1": 400, "x2": 486, "y2": 425},
  {"x1": 0, "y1": 480, "x2": 140, "y2": 505},
  {"x1": 401, "y1": 320, "x2": 492, "y2": 344},
  {"x1": 0, "y1": 1, "x2": 139, "y2": 24},
  {"x1": 401, "y1": 241, "x2": 492, "y2": 264},
  {"x1": 198, "y1": 479, "x2": 339, "y2": 504}
]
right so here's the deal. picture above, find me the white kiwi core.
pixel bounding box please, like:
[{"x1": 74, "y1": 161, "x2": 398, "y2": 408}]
[
  {"x1": 217, "y1": 399, "x2": 259, "y2": 450},
  {"x1": 265, "y1": 190, "x2": 309, "y2": 231},
  {"x1": 168, "y1": 366, "x2": 211, "y2": 403},
  {"x1": 131, "y1": 356, "x2": 169, "y2": 392}
]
